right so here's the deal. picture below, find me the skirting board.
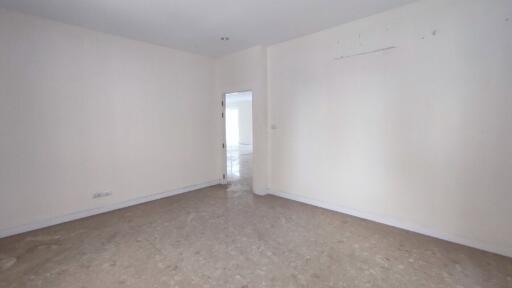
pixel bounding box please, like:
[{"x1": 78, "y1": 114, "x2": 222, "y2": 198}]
[
  {"x1": 0, "y1": 179, "x2": 222, "y2": 239},
  {"x1": 269, "y1": 190, "x2": 512, "y2": 258}
]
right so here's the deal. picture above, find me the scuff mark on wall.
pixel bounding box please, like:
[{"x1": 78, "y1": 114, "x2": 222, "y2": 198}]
[{"x1": 334, "y1": 46, "x2": 397, "y2": 60}]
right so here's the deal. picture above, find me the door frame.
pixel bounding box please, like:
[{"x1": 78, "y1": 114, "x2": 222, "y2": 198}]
[{"x1": 222, "y1": 90, "x2": 253, "y2": 185}]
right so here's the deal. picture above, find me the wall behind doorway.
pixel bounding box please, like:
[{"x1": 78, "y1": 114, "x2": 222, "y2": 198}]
[
  {"x1": 226, "y1": 92, "x2": 253, "y2": 146},
  {"x1": 215, "y1": 47, "x2": 268, "y2": 195}
]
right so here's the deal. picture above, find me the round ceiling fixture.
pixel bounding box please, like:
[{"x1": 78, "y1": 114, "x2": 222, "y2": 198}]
[{"x1": 220, "y1": 37, "x2": 230, "y2": 41}]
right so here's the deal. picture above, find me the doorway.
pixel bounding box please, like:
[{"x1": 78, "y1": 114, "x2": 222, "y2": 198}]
[{"x1": 224, "y1": 91, "x2": 253, "y2": 187}]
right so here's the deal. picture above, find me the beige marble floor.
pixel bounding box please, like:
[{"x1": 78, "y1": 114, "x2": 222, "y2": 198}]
[{"x1": 0, "y1": 149, "x2": 511, "y2": 287}]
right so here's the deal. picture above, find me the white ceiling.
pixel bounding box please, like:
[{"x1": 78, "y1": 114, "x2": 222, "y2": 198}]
[{"x1": 0, "y1": 0, "x2": 417, "y2": 56}]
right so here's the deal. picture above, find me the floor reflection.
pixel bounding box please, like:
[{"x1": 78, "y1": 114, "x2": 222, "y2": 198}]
[{"x1": 227, "y1": 144, "x2": 252, "y2": 193}]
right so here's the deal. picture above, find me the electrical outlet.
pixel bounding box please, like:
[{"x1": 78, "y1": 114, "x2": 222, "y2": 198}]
[{"x1": 93, "y1": 191, "x2": 112, "y2": 199}]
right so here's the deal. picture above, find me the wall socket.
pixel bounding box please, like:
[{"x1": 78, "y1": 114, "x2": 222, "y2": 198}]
[{"x1": 93, "y1": 191, "x2": 112, "y2": 199}]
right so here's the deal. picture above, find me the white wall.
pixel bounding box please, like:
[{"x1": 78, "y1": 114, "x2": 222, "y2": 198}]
[
  {"x1": 268, "y1": 0, "x2": 512, "y2": 256},
  {"x1": 237, "y1": 100, "x2": 253, "y2": 146},
  {"x1": 225, "y1": 106, "x2": 240, "y2": 147},
  {"x1": 0, "y1": 9, "x2": 219, "y2": 234},
  {"x1": 215, "y1": 47, "x2": 268, "y2": 194},
  {"x1": 226, "y1": 92, "x2": 253, "y2": 146}
]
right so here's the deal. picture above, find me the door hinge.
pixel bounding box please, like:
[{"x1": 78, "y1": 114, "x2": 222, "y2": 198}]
[
  {"x1": 221, "y1": 100, "x2": 224, "y2": 107},
  {"x1": 221, "y1": 112, "x2": 224, "y2": 118},
  {"x1": 222, "y1": 174, "x2": 226, "y2": 179},
  {"x1": 222, "y1": 143, "x2": 225, "y2": 149}
]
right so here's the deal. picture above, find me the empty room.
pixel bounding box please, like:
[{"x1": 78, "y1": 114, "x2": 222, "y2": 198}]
[{"x1": 0, "y1": 0, "x2": 511, "y2": 287}]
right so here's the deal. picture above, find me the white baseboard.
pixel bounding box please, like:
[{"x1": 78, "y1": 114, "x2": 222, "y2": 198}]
[
  {"x1": 0, "y1": 179, "x2": 222, "y2": 239},
  {"x1": 269, "y1": 190, "x2": 511, "y2": 258}
]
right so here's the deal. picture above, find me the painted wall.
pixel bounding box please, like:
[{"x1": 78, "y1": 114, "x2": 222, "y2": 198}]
[
  {"x1": 267, "y1": 0, "x2": 512, "y2": 256},
  {"x1": 237, "y1": 100, "x2": 253, "y2": 146},
  {"x1": 226, "y1": 94, "x2": 253, "y2": 146},
  {"x1": 215, "y1": 47, "x2": 268, "y2": 194},
  {"x1": 0, "y1": 9, "x2": 219, "y2": 233}
]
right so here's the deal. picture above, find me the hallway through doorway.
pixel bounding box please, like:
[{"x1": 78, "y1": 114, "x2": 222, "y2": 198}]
[{"x1": 225, "y1": 91, "x2": 253, "y2": 192}]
